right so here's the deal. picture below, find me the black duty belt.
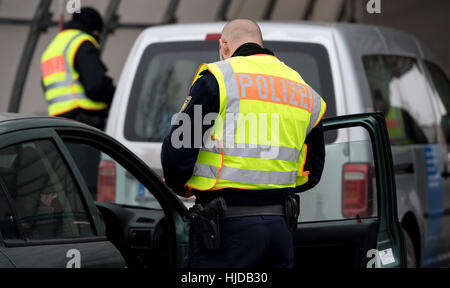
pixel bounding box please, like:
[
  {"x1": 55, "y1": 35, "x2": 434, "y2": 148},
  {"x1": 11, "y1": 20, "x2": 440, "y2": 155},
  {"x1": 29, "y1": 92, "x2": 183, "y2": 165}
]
[{"x1": 223, "y1": 204, "x2": 284, "y2": 218}]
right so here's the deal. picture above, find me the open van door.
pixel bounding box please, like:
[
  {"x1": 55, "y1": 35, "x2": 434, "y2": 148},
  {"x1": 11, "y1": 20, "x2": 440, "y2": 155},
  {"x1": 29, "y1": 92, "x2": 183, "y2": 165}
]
[{"x1": 293, "y1": 112, "x2": 407, "y2": 268}]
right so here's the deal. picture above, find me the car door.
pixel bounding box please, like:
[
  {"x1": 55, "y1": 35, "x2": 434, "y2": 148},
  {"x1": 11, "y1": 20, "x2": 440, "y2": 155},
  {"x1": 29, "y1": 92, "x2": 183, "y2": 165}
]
[
  {"x1": 293, "y1": 112, "x2": 406, "y2": 268},
  {"x1": 0, "y1": 128, "x2": 125, "y2": 268},
  {"x1": 53, "y1": 125, "x2": 189, "y2": 268},
  {"x1": 60, "y1": 113, "x2": 401, "y2": 268}
]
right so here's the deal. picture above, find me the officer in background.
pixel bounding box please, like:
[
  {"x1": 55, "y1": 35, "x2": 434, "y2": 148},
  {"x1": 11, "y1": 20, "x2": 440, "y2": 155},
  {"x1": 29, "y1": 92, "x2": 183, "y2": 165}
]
[
  {"x1": 40, "y1": 7, "x2": 115, "y2": 131},
  {"x1": 161, "y1": 19, "x2": 327, "y2": 268}
]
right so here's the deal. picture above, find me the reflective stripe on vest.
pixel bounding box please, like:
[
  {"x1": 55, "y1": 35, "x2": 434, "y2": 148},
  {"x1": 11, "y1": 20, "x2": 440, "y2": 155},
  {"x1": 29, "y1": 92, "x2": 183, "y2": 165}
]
[
  {"x1": 205, "y1": 144, "x2": 301, "y2": 162},
  {"x1": 43, "y1": 79, "x2": 81, "y2": 91},
  {"x1": 41, "y1": 29, "x2": 107, "y2": 116},
  {"x1": 193, "y1": 163, "x2": 298, "y2": 185},
  {"x1": 47, "y1": 93, "x2": 87, "y2": 105},
  {"x1": 185, "y1": 55, "x2": 327, "y2": 191}
]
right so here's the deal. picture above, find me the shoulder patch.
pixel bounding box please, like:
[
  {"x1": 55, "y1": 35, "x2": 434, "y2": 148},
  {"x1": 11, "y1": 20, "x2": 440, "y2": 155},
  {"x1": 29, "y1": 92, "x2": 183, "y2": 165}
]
[{"x1": 179, "y1": 96, "x2": 192, "y2": 112}]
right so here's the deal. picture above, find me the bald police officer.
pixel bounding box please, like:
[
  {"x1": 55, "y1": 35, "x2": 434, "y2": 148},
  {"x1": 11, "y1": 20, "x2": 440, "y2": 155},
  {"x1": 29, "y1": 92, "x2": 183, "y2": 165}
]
[{"x1": 162, "y1": 19, "x2": 327, "y2": 268}]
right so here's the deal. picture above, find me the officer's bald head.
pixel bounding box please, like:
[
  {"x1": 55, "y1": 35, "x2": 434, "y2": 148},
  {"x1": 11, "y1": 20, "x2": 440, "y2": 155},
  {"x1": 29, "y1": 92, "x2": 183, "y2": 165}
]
[{"x1": 219, "y1": 19, "x2": 263, "y2": 60}]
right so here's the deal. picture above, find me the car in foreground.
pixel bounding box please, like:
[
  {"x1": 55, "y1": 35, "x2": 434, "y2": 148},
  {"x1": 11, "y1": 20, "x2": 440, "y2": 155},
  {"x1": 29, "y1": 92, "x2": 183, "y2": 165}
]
[{"x1": 0, "y1": 112, "x2": 405, "y2": 268}]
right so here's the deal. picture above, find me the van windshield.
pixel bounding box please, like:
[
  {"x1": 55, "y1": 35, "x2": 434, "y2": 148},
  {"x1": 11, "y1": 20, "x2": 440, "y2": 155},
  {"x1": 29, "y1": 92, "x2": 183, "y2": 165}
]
[{"x1": 124, "y1": 41, "x2": 336, "y2": 143}]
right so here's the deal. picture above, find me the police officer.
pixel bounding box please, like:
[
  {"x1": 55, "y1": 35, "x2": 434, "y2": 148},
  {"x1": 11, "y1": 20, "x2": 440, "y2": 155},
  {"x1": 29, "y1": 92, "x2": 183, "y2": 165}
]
[
  {"x1": 161, "y1": 19, "x2": 327, "y2": 268},
  {"x1": 40, "y1": 7, "x2": 114, "y2": 131}
]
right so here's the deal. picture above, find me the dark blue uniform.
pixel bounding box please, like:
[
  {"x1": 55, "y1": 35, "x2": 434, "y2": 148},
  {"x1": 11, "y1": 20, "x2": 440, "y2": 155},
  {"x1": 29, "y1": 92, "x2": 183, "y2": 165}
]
[
  {"x1": 186, "y1": 216, "x2": 293, "y2": 268},
  {"x1": 161, "y1": 43, "x2": 326, "y2": 268}
]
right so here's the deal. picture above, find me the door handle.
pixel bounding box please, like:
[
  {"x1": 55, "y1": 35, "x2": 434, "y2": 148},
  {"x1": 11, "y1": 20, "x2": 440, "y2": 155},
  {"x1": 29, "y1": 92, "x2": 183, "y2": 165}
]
[
  {"x1": 442, "y1": 170, "x2": 450, "y2": 179},
  {"x1": 394, "y1": 163, "x2": 414, "y2": 174}
]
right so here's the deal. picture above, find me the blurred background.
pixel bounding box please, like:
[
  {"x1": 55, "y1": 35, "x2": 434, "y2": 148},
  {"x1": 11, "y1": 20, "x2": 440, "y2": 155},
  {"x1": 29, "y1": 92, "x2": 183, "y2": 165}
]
[{"x1": 0, "y1": 0, "x2": 449, "y2": 115}]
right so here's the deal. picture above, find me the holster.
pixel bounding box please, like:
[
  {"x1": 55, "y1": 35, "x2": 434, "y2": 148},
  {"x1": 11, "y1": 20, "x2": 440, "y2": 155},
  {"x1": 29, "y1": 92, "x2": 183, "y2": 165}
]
[
  {"x1": 284, "y1": 194, "x2": 300, "y2": 232},
  {"x1": 187, "y1": 197, "x2": 227, "y2": 251}
]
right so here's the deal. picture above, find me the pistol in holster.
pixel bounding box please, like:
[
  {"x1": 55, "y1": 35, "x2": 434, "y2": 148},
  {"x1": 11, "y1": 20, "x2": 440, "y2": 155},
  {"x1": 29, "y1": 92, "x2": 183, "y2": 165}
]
[
  {"x1": 284, "y1": 194, "x2": 300, "y2": 232},
  {"x1": 187, "y1": 197, "x2": 227, "y2": 251}
]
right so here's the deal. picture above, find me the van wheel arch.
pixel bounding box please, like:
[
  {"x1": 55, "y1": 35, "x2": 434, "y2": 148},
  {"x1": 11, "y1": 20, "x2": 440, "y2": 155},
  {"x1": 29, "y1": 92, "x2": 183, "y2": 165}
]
[{"x1": 401, "y1": 212, "x2": 421, "y2": 267}]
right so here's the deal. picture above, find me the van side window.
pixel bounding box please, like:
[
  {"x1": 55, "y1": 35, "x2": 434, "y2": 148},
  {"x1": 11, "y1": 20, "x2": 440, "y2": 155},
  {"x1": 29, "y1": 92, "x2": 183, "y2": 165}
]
[
  {"x1": 363, "y1": 55, "x2": 437, "y2": 145},
  {"x1": 0, "y1": 140, "x2": 96, "y2": 241},
  {"x1": 425, "y1": 61, "x2": 450, "y2": 144}
]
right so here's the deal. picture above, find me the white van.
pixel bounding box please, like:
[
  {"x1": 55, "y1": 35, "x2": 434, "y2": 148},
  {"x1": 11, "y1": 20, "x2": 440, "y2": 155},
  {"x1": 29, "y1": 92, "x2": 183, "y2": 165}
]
[{"x1": 105, "y1": 22, "x2": 450, "y2": 267}]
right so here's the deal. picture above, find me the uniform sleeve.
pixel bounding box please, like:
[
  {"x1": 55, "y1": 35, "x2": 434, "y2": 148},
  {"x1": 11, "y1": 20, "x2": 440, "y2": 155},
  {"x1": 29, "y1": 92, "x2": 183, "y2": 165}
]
[
  {"x1": 296, "y1": 121, "x2": 325, "y2": 193},
  {"x1": 161, "y1": 72, "x2": 219, "y2": 196},
  {"x1": 306, "y1": 87, "x2": 327, "y2": 135},
  {"x1": 74, "y1": 41, "x2": 115, "y2": 105}
]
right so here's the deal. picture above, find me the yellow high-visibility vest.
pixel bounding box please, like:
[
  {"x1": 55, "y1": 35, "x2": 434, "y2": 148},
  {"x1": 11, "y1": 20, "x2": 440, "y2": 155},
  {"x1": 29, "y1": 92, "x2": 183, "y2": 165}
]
[
  {"x1": 41, "y1": 29, "x2": 108, "y2": 116},
  {"x1": 385, "y1": 107, "x2": 413, "y2": 145},
  {"x1": 185, "y1": 54, "x2": 327, "y2": 191}
]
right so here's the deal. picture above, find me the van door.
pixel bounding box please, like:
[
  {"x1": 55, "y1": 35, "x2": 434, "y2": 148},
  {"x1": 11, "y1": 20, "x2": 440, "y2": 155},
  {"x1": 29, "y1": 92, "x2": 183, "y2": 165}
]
[
  {"x1": 293, "y1": 113, "x2": 406, "y2": 268},
  {"x1": 362, "y1": 55, "x2": 444, "y2": 267},
  {"x1": 424, "y1": 60, "x2": 450, "y2": 267}
]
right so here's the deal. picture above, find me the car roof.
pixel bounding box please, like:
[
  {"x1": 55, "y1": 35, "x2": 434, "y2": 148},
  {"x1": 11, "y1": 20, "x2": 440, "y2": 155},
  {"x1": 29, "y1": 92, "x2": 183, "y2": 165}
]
[
  {"x1": 0, "y1": 112, "x2": 97, "y2": 135},
  {"x1": 135, "y1": 21, "x2": 436, "y2": 62}
]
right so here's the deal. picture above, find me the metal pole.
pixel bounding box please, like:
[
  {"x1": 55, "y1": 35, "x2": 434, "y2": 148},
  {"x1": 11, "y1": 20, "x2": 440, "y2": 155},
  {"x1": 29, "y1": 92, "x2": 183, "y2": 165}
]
[
  {"x1": 58, "y1": 0, "x2": 65, "y2": 31},
  {"x1": 161, "y1": 0, "x2": 180, "y2": 24},
  {"x1": 8, "y1": 0, "x2": 52, "y2": 113},
  {"x1": 262, "y1": 0, "x2": 277, "y2": 21},
  {"x1": 99, "y1": 0, "x2": 121, "y2": 53},
  {"x1": 337, "y1": 0, "x2": 356, "y2": 23},
  {"x1": 348, "y1": 0, "x2": 357, "y2": 23},
  {"x1": 215, "y1": 0, "x2": 231, "y2": 21},
  {"x1": 302, "y1": 0, "x2": 316, "y2": 20}
]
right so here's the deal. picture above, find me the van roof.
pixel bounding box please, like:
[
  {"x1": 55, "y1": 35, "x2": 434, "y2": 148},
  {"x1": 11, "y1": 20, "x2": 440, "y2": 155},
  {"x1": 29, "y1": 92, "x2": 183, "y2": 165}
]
[{"x1": 136, "y1": 21, "x2": 436, "y2": 62}]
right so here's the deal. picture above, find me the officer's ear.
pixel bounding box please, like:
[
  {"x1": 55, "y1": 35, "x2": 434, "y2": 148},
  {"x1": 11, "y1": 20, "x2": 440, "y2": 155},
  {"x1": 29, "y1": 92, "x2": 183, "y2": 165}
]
[
  {"x1": 219, "y1": 38, "x2": 231, "y2": 59},
  {"x1": 92, "y1": 30, "x2": 101, "y2": 39}
]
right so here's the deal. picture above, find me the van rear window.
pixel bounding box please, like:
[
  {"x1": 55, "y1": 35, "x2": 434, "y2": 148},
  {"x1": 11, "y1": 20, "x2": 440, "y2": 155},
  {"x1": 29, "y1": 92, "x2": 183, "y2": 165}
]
[{"x1": 124, "y1": 41, "x2": 336, "y2": 143}]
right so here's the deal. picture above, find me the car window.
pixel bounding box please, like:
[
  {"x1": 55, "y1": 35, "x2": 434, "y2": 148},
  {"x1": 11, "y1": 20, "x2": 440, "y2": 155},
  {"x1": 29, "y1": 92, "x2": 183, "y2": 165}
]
[
  {"x1": 425, "y1": 60, "x2": 450, "y2": 144},
  {"x1": 124, "y1": 41, "x2": 336, "y2": 144},
  {"x1": 0, "y1": 140, "x2": 96, "y2": 241},
  {"x1": 362, "y1": 55, "x2": 438, "y2": 145},
  {"x1": 299, "y1": 126, "x2": 378, "y2": 222},
  {"x1": 64, "y1": 142, "x2": 163, "y2": 210}
]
